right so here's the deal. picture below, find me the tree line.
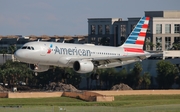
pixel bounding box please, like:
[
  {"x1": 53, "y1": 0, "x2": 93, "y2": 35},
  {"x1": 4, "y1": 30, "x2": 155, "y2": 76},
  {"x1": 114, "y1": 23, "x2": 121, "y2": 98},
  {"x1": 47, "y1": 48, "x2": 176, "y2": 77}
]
[{"x1": 0, "y1": 60, "x2": 180, "y2": 90}]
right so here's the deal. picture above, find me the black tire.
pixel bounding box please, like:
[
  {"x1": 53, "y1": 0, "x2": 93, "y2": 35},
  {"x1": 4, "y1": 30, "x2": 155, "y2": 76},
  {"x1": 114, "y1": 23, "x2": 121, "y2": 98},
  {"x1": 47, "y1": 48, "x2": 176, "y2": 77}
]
[
  {"x1": 65, "y1": 73, "x2": 70, "y2": 79},
  {"x1": 62, "y1": 73, "x2": 70, "y2": 79},
  {"x1": 95, "y1": 74, "x2": 99, "y2": 80},
  {"x1": 90, "y1": 73, "x2": 99, "y2": 80},
  {"x1": 34, "y1": 72, "x2": 38, "y2": 76},
  {"x1": 90, "y1": 73, "x2": 94, "y2": 80}
]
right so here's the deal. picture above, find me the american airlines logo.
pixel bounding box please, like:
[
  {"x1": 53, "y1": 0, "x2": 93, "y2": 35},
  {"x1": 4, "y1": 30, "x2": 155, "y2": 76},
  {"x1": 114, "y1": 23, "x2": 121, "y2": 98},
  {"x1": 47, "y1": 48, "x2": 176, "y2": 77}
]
[
  {"x1": 54, "y1": 46, "x2": 91, "y2": 56},
  {"x1": 47, "y1": 44, "x2": 53, "y2": 54}
]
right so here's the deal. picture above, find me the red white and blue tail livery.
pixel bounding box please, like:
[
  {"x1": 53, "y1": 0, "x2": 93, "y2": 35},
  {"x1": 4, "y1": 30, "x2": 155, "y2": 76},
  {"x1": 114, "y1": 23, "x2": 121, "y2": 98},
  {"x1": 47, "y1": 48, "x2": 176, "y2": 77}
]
[
  {"x1": 122, "y1": 17, "x2": 150, "y2": 53},
  {"x1": 14, "y1": 17, "x2": 156, "y2": 75}
]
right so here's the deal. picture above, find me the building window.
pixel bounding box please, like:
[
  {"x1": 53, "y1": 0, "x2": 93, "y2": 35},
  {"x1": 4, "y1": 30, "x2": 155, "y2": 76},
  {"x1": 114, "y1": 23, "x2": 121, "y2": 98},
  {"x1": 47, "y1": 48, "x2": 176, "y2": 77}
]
[
  {"x1": 120, "y1": 25, "x2": 126, "y2": 45},
  {"x1": 156, "y1": 24, "x2": 162, "y2": 34},
  {"x1": 91, "y1": 25, "x2": 95, "y2": 35},
  {"x1": 156, "y1": 37, "x2": 162, "y2": 51},
  {"x1": 174, "y1": 24, "x2": 180, "y2": 33},
  {"x1": 165, "y1": 24, "x2": 171, "y2": 34},
  {"x1": 105, "y1": 25, "x2": 110, "y2": 34},
  {"x1": 98, "y1": 25, "x2": 102, "y2": 34},
  {"x1": 174, "y1": 37, "x2": 180, "y2": 42},
  {"x1": 165, "y1": 37, "x2": 171, "y2": 50},
  {"x1": 147, "y1": 26, "x2": 151, "y2": 33},
  {"x1": 98, "y1": 37, "x2": 102, "y2": 45},
  {"x1": 91, "y1": 37, "x2": 96, "y2": 44},
  {"x1": 131, "y1": 24, "x2": 136, "y2": 32}
]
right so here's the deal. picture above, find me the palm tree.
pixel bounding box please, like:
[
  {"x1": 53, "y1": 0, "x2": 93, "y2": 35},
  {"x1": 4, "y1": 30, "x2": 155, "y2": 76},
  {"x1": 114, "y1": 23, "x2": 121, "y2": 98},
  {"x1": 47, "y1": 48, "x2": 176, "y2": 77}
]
[
  {"x1": 145, "y1": 39, "x2": 155, "y2": 51},
  {"x1": 172, "y1": 41, "x2": 180, "y2": 50},
  {"x1": 156, "y1": 42, "x2": 161, "y2": 51},
  {"x1": 149, "y1": 42, "x2": 155, "y2": 50},
  {"x1": 8, "y1": 44, "x2": 17, "y2": 54},
  {"x1": 0, "y1": 68, "x2": 6, "y2": 86}
]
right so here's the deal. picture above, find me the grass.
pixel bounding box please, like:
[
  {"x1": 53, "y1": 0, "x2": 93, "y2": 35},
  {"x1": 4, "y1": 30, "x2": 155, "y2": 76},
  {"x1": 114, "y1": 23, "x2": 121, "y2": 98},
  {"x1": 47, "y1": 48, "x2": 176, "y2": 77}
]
[
  {"x1": 1, "y1": 105, "x2": 180, "y2": 112},
  {"x1": 0, "y1": 95, "x2": 180, "y2": 106},
  {"x1": 0, "y1": 95, "x2": 180, "y2": 111},
  {"x1": 113, "y1": 95, "x2": 180, "y2": 107}
]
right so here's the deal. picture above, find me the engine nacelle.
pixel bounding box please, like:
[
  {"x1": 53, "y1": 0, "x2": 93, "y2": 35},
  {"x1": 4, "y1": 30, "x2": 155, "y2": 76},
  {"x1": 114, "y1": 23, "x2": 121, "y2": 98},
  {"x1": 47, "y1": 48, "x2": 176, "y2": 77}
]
[
  {"x1": 73, "y1": 60, "x2": 94, "y2": 73},
  {"x1": 29, "y1": 64, "x2": 49, "y2": 72}
]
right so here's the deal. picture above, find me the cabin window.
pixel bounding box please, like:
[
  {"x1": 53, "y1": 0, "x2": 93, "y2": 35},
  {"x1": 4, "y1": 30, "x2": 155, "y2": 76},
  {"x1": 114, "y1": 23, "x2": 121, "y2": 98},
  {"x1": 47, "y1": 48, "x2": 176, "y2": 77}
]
[{"x1": 22, "y1": 46, "x2": 27, "y2": 49}]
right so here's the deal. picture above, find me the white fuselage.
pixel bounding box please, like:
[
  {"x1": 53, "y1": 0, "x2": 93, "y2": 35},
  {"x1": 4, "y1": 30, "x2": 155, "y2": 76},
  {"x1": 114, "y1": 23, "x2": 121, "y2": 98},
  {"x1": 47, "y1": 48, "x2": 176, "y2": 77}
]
[{"x1": 14, "y1": 41, "x2": 145, "y2": 68}]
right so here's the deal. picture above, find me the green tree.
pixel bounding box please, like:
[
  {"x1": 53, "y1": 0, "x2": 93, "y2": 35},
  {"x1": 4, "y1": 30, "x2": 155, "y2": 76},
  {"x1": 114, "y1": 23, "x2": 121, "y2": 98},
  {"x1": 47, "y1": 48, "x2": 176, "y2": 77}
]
[
  {"x1": 149, "y1": 42, "x2": 155, "y2": 50},
  {"x1": 0, "y1": 69, "x2": 7, "y2": 86},
  {"x1": 8, "y1": 44, "x2": 17, "y2": 54},
  {"x1": 156, "y1": 60, "x2": 179, "y2": 89},
  {"x1": 141, "y1": 72, "x2": 151, "y2": 89},
  {"x1": 36, "y1": 67, "x2": 64, "y2": 86},
  {"x1": 106, "y1": 68, "x2": 118, "y2": 89},
  {"x1": 126, "y1": 62, "x2": 143, "y2": 89},
  {"x1": 119, "y1": 68, "x2": 128, "y2": 84},
  {"x1": 171, "y1": 41, "x2": 180, "y2": 50},
  {"x1": 0, "y1": 60, "x2": 33, "y2": 87},
  {"x1": 66, "y1": 72, "x2": 81, "y2": 88},
  {"x1": 176, "y1": 75, "x2": 180, "y2": 88},
  {"x1": 0, "y1": 49, "x2": 8, "y2": 64},
  {"x1": 99, "y1": 69, "x2": 109, "y2": 89},
  {"x1": 156, "y1": 42, "x2": 161, "y2": 50},
  {"x1": 36, "y1": 67, "x2": 82, "y2": 89}
]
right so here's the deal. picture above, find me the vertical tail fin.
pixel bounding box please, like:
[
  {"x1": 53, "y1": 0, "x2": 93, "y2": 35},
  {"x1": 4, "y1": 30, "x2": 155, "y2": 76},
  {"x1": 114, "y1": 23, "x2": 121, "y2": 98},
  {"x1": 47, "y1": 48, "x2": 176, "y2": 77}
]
[{"x1": 121, "y1": 17, "x2": 150, "y2": 53}]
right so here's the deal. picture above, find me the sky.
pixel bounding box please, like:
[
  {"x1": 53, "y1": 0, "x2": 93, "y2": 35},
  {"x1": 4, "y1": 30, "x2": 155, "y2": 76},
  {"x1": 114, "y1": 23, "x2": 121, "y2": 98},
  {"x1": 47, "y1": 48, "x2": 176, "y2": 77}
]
[{"x1": 0, "y1": 0, "x2": 180, "y2": 36}]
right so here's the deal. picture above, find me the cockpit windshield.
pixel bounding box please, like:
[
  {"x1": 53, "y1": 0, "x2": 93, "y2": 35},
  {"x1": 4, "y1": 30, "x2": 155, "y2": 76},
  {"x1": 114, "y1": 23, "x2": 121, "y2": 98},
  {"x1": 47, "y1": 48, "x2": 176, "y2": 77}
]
[{"x1": 21, "y1": 46, "x2": 34, "y2": 50}]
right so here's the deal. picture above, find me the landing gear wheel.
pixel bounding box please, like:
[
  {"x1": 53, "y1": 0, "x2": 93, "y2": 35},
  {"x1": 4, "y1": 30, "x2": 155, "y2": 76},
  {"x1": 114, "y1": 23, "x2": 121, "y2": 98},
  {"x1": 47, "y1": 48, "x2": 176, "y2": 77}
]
[
  {"x1": 91, "y1": 73, "x2": 94, "y2": 80},
  {"x1": 34, "y1": 72, "x2": 38, "y2": 76},
  {"x1": 95, "y1": 74, "x2": 99, "y2": 80},
  {"x1": 65, "y1": 73, "x2": 70, "y2": 79},
  {"x1": 62, "y1": 73, "x2": 70, "y2": 79},
  {"x1": 91, "y1": 73, "x2": 99, "y2": 80}
]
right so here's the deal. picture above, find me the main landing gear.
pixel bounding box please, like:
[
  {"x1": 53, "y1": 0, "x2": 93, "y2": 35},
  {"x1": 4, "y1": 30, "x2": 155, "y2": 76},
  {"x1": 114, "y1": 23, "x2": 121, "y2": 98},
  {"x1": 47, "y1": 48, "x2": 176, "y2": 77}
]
[
  {"x1": 62, "y1": 73, "x2": 70, "y2": 79},
  {"x1": 61, "y1": 68, "x2": 70, "y2": 79},
  {"x1": 90, "y1": 73, "x2": 99, "y2": 80},
  {"x1": 90, "y1": 66, "x2": 99, "y2": 80},
  {"x1": 34, "y1": 72, "x2": 38, "y2": 76}
]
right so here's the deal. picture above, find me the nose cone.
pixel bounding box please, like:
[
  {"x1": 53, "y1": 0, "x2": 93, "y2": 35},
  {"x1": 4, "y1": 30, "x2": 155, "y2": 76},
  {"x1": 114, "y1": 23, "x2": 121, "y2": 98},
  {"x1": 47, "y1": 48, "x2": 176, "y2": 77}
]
[
  {"x1": 14, "y1": 50, "x2": 26, "y2": 61},
  {"x1": 14, "y1": 50, "x2": 21, "y2": 60}
]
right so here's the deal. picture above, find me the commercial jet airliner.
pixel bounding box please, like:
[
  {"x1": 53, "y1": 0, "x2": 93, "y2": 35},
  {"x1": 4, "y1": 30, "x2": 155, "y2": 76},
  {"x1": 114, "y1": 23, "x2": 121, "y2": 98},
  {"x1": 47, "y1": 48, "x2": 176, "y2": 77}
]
[{"x1": 14, "y1": 17, "x2": 152, "y2": 79}]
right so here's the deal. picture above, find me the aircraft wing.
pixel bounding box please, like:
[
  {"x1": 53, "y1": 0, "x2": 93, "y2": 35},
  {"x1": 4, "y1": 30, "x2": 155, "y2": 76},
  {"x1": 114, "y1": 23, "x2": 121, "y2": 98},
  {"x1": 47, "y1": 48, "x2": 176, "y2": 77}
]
[{"x1": 67, "y1": 53, "x2": 161, "y2": 66}]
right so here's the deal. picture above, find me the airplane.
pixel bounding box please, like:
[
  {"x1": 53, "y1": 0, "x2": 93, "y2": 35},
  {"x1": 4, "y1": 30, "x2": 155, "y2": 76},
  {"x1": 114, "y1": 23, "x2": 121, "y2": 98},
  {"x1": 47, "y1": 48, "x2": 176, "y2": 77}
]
[{"x1": 14, "y1": 16, "x2": 152, "y2": 80}]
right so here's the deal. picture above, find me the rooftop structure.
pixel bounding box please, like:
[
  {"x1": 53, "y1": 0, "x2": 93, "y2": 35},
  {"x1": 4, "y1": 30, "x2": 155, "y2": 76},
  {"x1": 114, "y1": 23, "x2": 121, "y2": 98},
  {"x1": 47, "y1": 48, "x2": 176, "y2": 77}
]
[
  {"x1": 88, "y1": 10, "x2": 180, "y2": 51},
  {"x1": 0, "y1": 35, "x2": 88, "y2": 52}
]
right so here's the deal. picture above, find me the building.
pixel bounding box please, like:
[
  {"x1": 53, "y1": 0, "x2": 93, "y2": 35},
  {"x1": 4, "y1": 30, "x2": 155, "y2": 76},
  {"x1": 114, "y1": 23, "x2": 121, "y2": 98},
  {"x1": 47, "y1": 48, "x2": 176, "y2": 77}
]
[
  {"x1": 88, "y1": 10, "x2": 180, "y2": 51},
  {"x1": 0, "y1": 54, "x2": 15, "y2": 65},
  {"x1": 87, "y1": 18, "x2": 123, "y2": 46},
  {"x1": 0, "y1": 35, "x2": 88, "y2": 53},
  {"x1": 145, "y1": 11, "x2": 180, "y2": 51}
]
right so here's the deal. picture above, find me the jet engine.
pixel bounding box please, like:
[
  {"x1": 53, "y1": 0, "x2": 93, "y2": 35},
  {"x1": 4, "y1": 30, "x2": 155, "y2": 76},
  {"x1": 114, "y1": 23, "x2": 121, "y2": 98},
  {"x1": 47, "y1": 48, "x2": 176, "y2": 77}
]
[
  {"x1": 73, "y1": 60, "x2": 94, "y2": 73},
  {"x1": 29, "y1": 64, "x2": 49, "y2": 72}
]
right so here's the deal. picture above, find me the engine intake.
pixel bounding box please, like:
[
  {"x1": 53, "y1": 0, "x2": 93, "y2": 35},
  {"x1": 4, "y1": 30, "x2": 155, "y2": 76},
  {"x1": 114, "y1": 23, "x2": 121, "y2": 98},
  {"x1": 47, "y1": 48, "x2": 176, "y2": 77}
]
[{"x1": 73, "y1": 60, "x2": 94, "y2": 73}]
